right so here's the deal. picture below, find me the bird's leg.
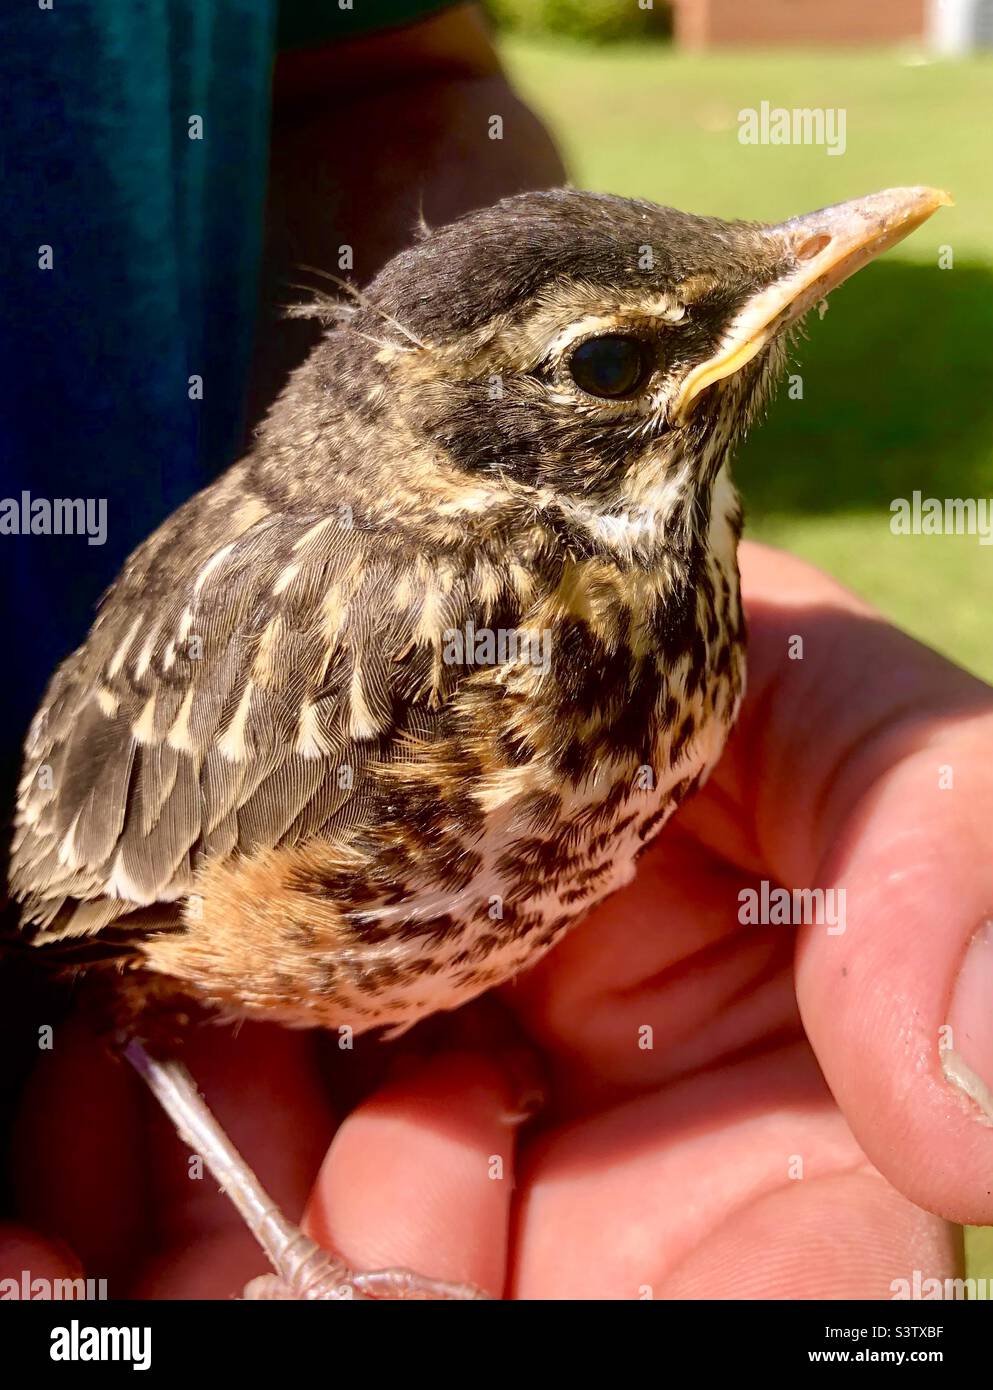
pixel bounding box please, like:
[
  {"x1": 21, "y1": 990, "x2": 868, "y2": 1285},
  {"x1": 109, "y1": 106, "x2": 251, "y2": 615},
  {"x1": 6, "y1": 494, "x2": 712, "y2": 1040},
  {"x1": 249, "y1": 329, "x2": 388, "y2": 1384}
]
[
  {"x1": 123, "y1": 1041, "x2": 356, "y2": 1299},
  {"x1": 123, "y1": 1041, "x2": 490, "y2": 1300}
]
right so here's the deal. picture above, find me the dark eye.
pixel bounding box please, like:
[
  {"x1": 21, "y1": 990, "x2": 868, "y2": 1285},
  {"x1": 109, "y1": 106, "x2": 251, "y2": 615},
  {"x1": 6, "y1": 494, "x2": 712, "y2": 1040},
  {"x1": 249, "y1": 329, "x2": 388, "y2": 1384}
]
[{"x1": 568, "y1": 334, "x2": 653, "y2": 399}]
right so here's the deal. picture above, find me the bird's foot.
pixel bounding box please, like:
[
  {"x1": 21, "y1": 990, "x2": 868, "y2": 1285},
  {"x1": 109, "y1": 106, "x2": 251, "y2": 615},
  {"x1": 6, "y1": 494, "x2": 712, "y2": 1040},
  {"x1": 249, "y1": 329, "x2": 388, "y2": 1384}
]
[
  {"x1": 238, "y1": 1214, "x2": 490, "y2": 1300},
  {"x1": 243, "y1": 1259, "x2": 490, "y2": 1301}
]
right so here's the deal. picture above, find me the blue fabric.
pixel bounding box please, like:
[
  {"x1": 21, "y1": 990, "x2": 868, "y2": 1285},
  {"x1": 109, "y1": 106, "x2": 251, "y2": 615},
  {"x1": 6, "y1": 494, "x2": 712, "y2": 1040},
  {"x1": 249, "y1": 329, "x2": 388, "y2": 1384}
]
[
  {"x1": 0, "y1": 2, "x2": 279, "y2": 778},
  {"x1": 0, "y1": 0, "x2": 458, "y2": 812}
]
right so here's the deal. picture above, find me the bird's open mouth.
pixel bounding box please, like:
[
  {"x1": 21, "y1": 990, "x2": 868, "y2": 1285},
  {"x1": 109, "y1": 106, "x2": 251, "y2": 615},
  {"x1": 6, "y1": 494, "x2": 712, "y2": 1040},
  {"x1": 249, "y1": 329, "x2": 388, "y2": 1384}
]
[{"x1": 674, "y1": 185, "x2": 952, "y2": 420}]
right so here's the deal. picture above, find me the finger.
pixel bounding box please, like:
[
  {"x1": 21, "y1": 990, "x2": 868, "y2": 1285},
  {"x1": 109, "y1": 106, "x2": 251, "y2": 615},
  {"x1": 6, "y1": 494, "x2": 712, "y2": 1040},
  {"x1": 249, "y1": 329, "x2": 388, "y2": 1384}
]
[
  {"x1": 658, "y1": 1173, "x2": 959, "y2": 1300},
  {"x1": 713, "y1": 544, "x2": 993, "y2": 1223},
  {"x1": 511, "y1": 1040, "x2": 955, "y2": 1300},
  {"x1": 0, "y1": 1224, "x2": 87, "y2": 1298},
  {"x1": 12, "y1": 1013, "x2": 147, "y2": 1285},
  {"x1": 304, "y1": 1051, "x2": 519, "y2": 1296},
  {"x1": 513, "y1": 1041, "x2": 854, "y2": 1298},
  {"x1": 796, "y1": 714, "x2": 993, "y2": 1224}
]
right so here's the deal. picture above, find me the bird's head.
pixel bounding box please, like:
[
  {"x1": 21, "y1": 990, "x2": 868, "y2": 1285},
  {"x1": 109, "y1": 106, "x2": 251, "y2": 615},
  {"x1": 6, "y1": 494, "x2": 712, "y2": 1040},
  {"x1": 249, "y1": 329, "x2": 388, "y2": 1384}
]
[{"x1": 292, "y1": 187, "x2": 949, "y2": 562}]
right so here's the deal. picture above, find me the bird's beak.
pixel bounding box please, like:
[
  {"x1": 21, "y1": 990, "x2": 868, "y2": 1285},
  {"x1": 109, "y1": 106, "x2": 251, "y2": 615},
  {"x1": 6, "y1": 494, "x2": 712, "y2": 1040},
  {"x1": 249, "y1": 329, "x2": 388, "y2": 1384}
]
[{"x1": 674, "y1": 186, "x2": 952, "y2": 421}]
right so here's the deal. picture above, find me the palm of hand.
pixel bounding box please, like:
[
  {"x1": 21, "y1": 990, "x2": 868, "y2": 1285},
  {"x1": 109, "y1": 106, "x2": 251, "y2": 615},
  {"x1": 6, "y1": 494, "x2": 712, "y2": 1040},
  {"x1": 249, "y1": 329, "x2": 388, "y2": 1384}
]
[{"x1": 5, "y1": 544, "x2": 991, "y2": 1299}]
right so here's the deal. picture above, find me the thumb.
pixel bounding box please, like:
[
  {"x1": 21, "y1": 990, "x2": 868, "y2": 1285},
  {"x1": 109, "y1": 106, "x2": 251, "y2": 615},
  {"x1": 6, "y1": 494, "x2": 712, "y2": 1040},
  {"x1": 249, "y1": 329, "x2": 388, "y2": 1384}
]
[{"x1": 303, "y1": 1051, "x2": 523, "y2": 1296}]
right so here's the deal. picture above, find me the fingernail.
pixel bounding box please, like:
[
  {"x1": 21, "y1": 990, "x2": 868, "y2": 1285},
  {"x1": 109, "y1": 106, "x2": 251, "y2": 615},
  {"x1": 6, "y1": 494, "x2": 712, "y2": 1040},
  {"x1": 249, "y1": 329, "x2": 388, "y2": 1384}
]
[
  {"x1": 494, "y1": 1044, "x2": 548, "y2": 1127},
  {"x1": 942, "y1": 919, "x2": 993, "y2": 1125},
  {"x1": 499, "y1": 1084, "x2": 547, "y2": 1127}
]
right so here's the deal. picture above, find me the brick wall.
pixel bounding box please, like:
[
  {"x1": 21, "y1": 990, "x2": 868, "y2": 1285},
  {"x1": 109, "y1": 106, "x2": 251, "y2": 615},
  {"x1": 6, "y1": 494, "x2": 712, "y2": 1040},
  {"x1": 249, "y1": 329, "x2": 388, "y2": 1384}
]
[{"x1": 674, "y1": 0, "x2": 928, "y2": 48}]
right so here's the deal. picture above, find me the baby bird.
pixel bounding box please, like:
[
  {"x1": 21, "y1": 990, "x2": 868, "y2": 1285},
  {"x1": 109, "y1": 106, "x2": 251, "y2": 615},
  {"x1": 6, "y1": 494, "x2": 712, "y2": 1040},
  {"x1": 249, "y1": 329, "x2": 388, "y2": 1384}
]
[{"x1": 8, "y1": 186, "x2": 949, "y2": 1298}]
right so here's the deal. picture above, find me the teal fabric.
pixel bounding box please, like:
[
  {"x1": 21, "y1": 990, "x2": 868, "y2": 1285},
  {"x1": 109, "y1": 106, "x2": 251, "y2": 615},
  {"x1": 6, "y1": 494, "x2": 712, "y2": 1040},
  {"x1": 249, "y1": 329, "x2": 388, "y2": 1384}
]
[
  {"x1": 0, "y1": 0, "x2": 457, "y2": 792},
  {"x1": 0, "y1": 1, "x2": 279, "y2": 762}
]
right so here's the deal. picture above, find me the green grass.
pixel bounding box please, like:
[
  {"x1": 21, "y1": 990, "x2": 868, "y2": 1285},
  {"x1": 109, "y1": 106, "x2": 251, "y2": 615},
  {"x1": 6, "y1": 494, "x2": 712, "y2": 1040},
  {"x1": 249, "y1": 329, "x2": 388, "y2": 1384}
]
[
  {"x1": 966, "y1": 1226, "x2": 993, "y2": 1293},
  {"x1": 501, "y1": 39, "x2": 993, "y2": 681},
  {"x1": 500, "y1": 37, "x2": 993, "y2": 1291}
]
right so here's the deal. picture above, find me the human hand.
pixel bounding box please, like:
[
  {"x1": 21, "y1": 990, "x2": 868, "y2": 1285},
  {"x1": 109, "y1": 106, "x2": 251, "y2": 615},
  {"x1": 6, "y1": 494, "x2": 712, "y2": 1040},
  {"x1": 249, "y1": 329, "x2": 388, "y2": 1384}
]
[{"x1": 4, "y1": 542, "x2": 991, "y2": 1299}]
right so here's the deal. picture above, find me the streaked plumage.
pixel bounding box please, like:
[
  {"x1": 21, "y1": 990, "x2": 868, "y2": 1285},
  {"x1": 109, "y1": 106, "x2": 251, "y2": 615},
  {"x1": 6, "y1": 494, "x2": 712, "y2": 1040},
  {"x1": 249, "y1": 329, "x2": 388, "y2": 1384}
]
[{"x1": 8, "y1": 186, "x2": 950, "y2": 1040}]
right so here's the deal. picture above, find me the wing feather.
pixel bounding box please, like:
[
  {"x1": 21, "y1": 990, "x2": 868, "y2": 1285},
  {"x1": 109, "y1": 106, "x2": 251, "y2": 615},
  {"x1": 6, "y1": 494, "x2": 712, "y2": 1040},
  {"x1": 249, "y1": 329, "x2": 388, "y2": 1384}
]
[{"x1": 11, "y1": 502, "x2": 510, "y2": 944}]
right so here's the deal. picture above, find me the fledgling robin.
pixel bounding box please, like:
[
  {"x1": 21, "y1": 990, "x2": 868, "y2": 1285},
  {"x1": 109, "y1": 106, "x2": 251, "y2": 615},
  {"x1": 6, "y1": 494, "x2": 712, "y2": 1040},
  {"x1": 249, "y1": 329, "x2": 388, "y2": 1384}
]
[{"x1": 8, "y1": 185, "x2": 949, "y2": 1299}]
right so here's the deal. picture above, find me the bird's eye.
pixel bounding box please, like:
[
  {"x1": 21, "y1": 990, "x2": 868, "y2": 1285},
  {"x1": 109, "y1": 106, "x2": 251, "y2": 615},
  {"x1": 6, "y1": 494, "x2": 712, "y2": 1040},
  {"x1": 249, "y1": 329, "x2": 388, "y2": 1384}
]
[{"x1": 568, "y1": 334, "x2": 653, "y2": 400}]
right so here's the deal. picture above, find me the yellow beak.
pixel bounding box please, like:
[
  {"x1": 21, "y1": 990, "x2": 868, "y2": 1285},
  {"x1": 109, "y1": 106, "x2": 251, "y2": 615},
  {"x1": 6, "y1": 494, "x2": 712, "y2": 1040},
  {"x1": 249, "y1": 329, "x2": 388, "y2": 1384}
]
[{"x1": 674, "y1": 186, "x2": 952, "y2": 421}]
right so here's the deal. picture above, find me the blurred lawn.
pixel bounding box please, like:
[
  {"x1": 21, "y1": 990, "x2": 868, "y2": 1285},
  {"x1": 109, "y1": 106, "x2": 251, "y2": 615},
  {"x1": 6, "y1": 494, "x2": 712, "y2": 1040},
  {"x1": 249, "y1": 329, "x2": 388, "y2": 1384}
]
[
  {"x1": 501, "y1": 40, "x2": 993, "y2": 682},
  {"x1": 501, "y1": 38, "x2": 993, "y2": 1291}
]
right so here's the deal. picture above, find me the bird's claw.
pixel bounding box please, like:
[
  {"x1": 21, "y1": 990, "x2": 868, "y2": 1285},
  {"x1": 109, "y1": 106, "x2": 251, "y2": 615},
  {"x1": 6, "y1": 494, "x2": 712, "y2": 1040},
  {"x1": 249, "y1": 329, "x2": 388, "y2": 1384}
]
[{"x1": 242, "y1": 1267, "x2": 491, "y2": 1300}]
